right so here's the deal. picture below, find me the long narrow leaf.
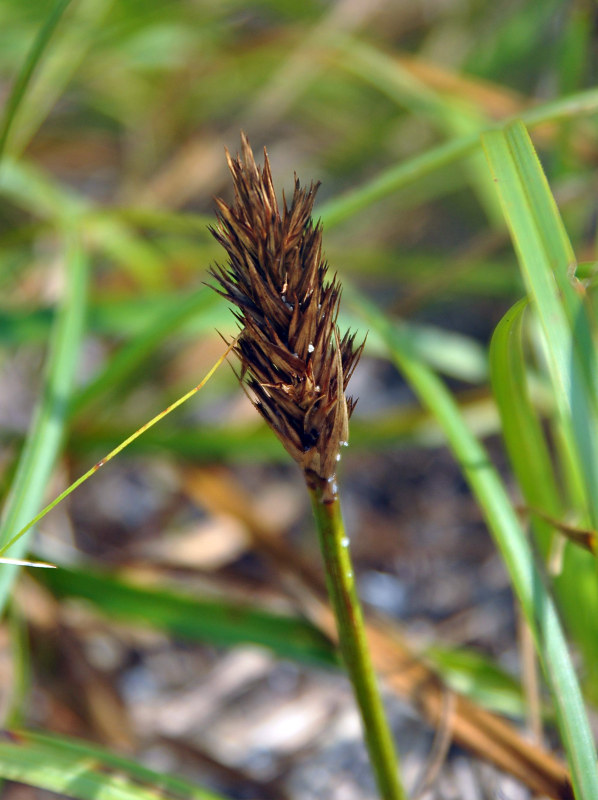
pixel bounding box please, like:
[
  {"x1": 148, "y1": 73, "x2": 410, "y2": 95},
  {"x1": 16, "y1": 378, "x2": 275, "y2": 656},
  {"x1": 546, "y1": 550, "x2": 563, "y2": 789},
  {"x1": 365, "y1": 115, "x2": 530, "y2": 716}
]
[
  {"x1": 35, "y1": 564, "x2": 338, "y2": 668},
  {"x1": 482, "y1": 121, "x2": 598, "y2": 527},
  {"x1": 0, "y1": 0, "x2": 73, "y2": 163},
  {"x1": 350, "y1": 290, "x2": 598, "y2": 800},
  {"x1": 5, "y1": 0, "x2": 114, "y2": 160},
  {"x1": 490, "y1": 298, "x2": 598, "y2": 698},
  {"x1": 319, "y1": 87, "x2": 598, "y2": 228},
  {"x1": 0, "y1": 730, "x2": 226, "y2": 800},
  {"x1": 0, "y1": 232, "x2": 88, "y2": 614},
  {"x1": 489, "y1": 298, "x2": 562, "y2": 550}
]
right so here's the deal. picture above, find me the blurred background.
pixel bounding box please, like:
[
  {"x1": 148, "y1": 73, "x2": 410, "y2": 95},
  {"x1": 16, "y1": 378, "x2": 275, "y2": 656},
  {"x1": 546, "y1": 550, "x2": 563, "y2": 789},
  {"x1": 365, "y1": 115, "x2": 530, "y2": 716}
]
[{"x1": 1, "y1": 1, "x2": 598, "y2": 798}]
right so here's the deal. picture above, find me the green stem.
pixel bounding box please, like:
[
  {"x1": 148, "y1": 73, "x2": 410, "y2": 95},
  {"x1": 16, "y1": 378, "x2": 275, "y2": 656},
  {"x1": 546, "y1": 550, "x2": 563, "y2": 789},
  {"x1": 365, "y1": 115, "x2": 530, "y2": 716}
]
[{"x1": 308, "y1": 483, "x2": 406, "y2": 800}]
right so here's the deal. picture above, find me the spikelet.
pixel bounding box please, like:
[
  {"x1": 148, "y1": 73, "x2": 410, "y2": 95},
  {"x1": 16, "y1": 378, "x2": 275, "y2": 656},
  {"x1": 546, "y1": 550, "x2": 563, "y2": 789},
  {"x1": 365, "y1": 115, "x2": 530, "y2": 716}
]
[{"x1": 210, "y1": 134, "x2": 363, "y2": 500}]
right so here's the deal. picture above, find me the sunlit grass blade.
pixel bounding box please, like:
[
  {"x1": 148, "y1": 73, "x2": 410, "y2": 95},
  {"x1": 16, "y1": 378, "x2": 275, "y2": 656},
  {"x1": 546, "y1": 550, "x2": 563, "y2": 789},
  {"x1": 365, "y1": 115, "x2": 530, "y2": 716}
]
[
  {"x1": 482, "y1": 121, "x2": 598, "y2": 528},
  {"x1": 0, "y1": 232, "x2": 88, "y2": 614},
  {"x1": 319, "y1": 86, "x2": 598, "y2": 228},
  {"x1": 425, "y1": 644, "x2": 526, "y2": 719},
  {"x1": 35, "y1": 564, "x2": 337, "y2": 668},
  {"x1": 491, "y1": 297, "x2": 598, "y2": 698},
  {"x1": 486, "y1": 128, "x2": 598, "y2": 704},
  {"x1": 349, "y1": 289, "x2": 598, "y2": 800},
  {"x1": 34, "y1": 562, "x2": 531, "y2": 720},
  {"x1": 0, "y1": 343, "x2": 233, "y2": 560},
  {"x1": 489, "y1": 298, "x2": 562, "y2": 553},
  {"x1": 0, "y1": 0, "x2": 73, "y2": 164},
  {"x1": 0, "y1": 730, "x2": 227, "y2": 800},
  {"x1": 331, "y1": 34, "x2": 503, "y2": 225},
  {"x1": 0, "y1": 559, "x2": 55, "y2": 568}
]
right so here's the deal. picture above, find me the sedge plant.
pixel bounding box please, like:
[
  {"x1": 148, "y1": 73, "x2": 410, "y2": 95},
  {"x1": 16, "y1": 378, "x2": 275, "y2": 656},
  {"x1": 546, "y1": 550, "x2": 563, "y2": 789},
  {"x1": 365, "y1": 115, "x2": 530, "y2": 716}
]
[{"x1": 209, "y1": 134, "x2": 406, "y2": 800}]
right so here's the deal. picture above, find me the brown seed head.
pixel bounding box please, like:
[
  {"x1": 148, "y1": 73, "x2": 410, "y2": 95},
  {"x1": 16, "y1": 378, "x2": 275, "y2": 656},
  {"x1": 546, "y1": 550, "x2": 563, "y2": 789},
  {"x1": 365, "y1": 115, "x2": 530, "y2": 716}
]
[{"x1": 210, "y1": 134, "x2": 363, "y2": 497}]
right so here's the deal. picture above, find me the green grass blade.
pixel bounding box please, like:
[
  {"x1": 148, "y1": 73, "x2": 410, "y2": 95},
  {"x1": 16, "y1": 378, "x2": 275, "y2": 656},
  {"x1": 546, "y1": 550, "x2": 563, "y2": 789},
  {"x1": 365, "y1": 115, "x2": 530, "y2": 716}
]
[
  {"x1": 482, "y1": 121, "x2": 598, "y2": 528},
  {"x1": 0, "y1": 232, "x2": 88, "y2": 614},
  {"x1": 5, "y1": 0, "x2": 114, "y2": 160},
  {"x1": 425, "y1": 644, "x2": 526, "y2": 718},
  {"x1": 0, "y1": 0, "x2": 73, "y2": 163},
  {"x1": 35, "y1": 564, "x2": 338, "y2": 668},
  {"x1": 35, "y1": 564, "x2": 528, "y2": 714},
  {"x1": 491, "y1": 298, "x2": 598, "y2": 701},
  {"x1": 0, "y1": 730, "x2": 226, "y2": 800},
  {"x1": 0, "y1": 157, "x2": 84, "y2": 219},
  {"x1": 319, "y1": 86, "x2": 598, "y2": 228},
  {"x1": 0, "y1": 347, "x2": 232, "y2": 560},
  {"x1": 331, "y1": 35, "x2": 503, "y2": 225},
  {"x1": 350, "y1": 289, "x2": 598, "y2": 800},
  {"x1": 489, "y1": 298, "x2": 562, "y2": 546}
]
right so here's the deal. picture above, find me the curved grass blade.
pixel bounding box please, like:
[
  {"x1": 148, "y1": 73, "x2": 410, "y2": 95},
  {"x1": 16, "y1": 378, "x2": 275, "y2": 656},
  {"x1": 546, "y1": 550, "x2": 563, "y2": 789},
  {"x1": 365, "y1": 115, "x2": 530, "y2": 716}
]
[
  {"x1": 490, "y1": 253, "x2": 598, "y2": 706},
  {"x1": 0, "y1": 558, "x2": 55, "y2": 568},
  {"x1": 350, "y1": 289, "x2": 598, "y2": 800},
  {"x1": 34, "y1": 564, "x2": 337, "y2": 668},
  {"x1": 0, "y1": 343, "x2": 233, "y2": 560},
  {"x1": 330, "y1": 35, "x2": 503, "y2": 225},
  {"x1": 0, "y1": 157, "x2": 84, "y2": 219},
  {"x1": 425, "y1": 644, "x2": 526, "y2": 719},
  {"x1": 0, "y1": 730, "x2": 227, "y2": 800},
  {"x1": 482, "y1": 121, "x2": 598, "y2": 529},
  {"x1": 489, "y1": 298, "x2": 562, "y2": 555},
  {"x1": 0, "y1": 231, "x2": 88, "y2": 614},
  {"x1": 4, "y1": 0, "x2": 114, "y2": 161},
  {"x1": 0, "y1": 0, "x2": 73, "y2": 164},
  {"x1": 319, "y1": 86, "x2": 598, "y2": 228}
]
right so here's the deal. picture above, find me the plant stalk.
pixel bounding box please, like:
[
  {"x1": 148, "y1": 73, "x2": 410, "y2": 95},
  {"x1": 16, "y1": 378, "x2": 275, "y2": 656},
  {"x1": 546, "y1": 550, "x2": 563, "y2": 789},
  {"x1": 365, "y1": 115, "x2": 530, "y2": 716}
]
[{"x1": 309, "y1": 482, "x2": 406, "y2": 800}]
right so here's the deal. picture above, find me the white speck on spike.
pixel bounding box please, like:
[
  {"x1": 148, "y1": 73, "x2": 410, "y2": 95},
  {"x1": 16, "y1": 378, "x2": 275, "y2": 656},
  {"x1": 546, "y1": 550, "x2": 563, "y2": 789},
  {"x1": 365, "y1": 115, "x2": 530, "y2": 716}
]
[
  {"x1": 315, "y1": 385, "x2": 320, "y2": 392},
  {"x1": 340, "y1": 440, "x2": 349, "y2": 447},
  {"x1": 308, "y1": 343, "x2": 315, "y2": 353},
  {"x1": 336, "y1": 453, "x2": 341, "y2": 462},
  {"x1": 347, "y1": 570, "x2": 353, "y2": 578},
  {"x1": 341, "y1": 537, "x2": 349, "y2": 547}
]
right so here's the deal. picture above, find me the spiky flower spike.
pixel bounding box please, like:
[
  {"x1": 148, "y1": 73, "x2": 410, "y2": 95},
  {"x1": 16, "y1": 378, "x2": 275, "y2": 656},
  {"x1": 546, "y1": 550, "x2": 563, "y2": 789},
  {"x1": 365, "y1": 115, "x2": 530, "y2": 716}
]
[
  {"x1": 211, "y1": 137, "x2": 406, "y2": 800},
  {"x1": 210, "y1": 134, "x2": 363, "y2": 498}
]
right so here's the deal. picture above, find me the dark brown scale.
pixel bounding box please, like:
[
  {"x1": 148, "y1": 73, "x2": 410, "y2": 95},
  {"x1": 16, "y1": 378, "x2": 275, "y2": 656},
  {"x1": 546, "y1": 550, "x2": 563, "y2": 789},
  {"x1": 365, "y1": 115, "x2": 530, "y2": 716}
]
[{"x1": 209, "y1": 134, "x2": 364, "y2": 486}]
